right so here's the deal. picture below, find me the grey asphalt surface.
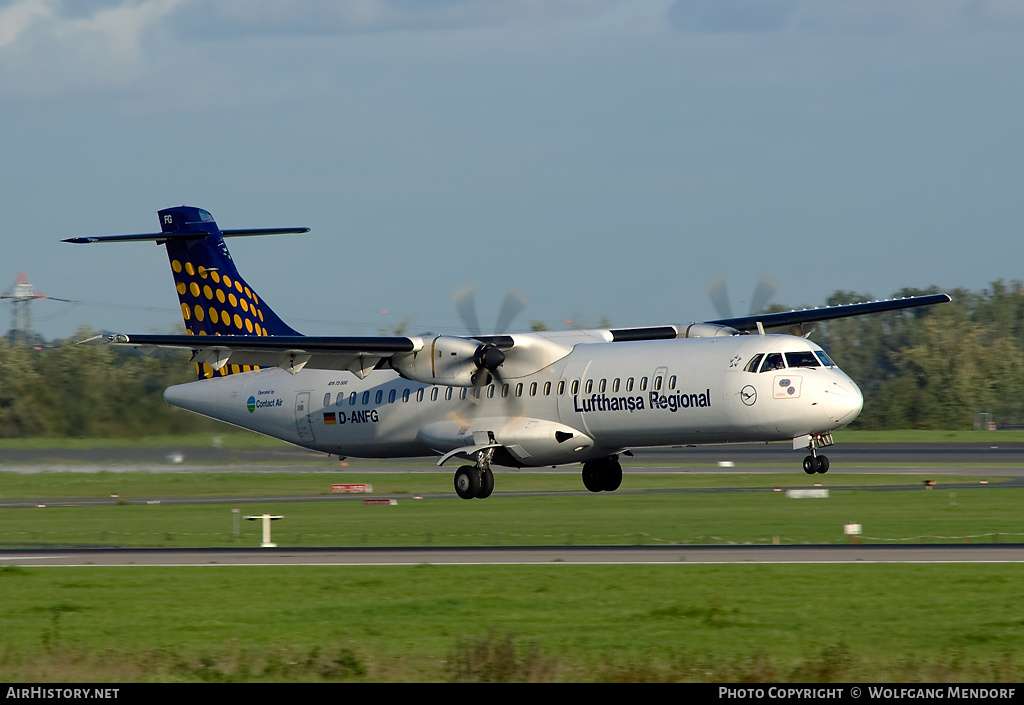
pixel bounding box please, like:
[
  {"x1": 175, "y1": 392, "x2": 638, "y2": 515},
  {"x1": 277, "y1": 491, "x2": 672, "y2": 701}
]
[{"x1": 4, "y1": 441, "x2": 1024, "y2": 473}]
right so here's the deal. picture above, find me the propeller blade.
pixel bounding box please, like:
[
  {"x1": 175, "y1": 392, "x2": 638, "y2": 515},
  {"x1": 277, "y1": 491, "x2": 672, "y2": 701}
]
[
  {"x1": 453, "y1": 283, "x2": 482, "y2": 337},
  {"x1": 493, "y1": 290, "x2": 528, "y2": 334},
  {"x1": 707, "y1": 274, "x2": 733, "y2": 320},
  {"x1": 749, "y1": 276, "x2": 779, "y2": 316}
]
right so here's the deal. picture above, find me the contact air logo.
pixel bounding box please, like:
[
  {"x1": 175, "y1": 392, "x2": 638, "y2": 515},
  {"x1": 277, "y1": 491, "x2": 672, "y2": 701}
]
[{"x1": 247, "y1": 393, "x2": 283, "y2": 412}]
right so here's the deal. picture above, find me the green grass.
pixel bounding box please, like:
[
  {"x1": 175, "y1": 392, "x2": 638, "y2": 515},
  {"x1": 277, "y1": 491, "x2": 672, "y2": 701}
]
[
  {"x1": 1, "y1": 464, "x2": 1021, "y2": 681},
  {"x1": 0, "y1": 564, "x2": 1021, "y2": 682}
]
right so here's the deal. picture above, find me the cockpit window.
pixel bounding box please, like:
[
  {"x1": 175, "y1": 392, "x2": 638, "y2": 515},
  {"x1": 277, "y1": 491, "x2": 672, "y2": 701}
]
[
  {"x1": 784, "y1": 351, "x2": 821, "y2": 368},
  {"x1": 815, "y1": 350, "x2": 835, "y2": 367},
  {"x1": 744, "y1": 354, "x2": 764, "y2": 373},
  {"x1": 759, "y1": 353, "x2": 785, "y2": 372}
]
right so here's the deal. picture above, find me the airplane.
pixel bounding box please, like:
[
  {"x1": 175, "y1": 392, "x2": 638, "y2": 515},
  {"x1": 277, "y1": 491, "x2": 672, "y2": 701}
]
[{"x1": 65, "y1": 206, "x2": 951, "y2": 499}]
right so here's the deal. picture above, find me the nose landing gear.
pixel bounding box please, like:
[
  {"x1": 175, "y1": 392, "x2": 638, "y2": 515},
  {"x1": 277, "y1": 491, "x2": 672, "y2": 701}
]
[
  {"x1": 802, "y1": 454, "x2": 830, "y2": 474},
  {"x1": 801, "y1": 433, "x2": 833, "y2": 474}
]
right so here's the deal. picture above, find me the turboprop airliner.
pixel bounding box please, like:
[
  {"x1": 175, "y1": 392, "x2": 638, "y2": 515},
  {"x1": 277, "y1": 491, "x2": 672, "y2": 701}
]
[{"x1": 65, "y1": 206, "x2": 950, "y2": 499}]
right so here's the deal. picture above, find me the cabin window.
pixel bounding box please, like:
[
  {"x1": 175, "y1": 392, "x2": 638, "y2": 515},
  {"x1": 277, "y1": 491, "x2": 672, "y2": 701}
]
[
  {"x1": 529, "y1": 382, "x2": 537, "y2": 396},
  {"x1": 502, "y1": 383, "x2": 510, "y2": 398},
  {"x1": 515, "y1": 383, "x2": 523, "y2": 397},
  {"x1": 459, "y1": 388, "x2": 467, "y2": 400},
  {"x1": 349, "y1": 391, "x2": 357, "y2": 406},
  {"x1": 375, "y1": 390, "x2": 383, "y2": 404},
  {"x1": 759, "y1": 353, "x2": 785, "y2": 373},
  {"x1": 362, "y1": 391, "x2": 370, "y2": 405},
  {"x1": 402, "y1": 389, "x2": 410, "y2": 403},
  {"x1": 785, "y1": 351, "x2": 821, "y2": 368},
  {"x1": 584, "y1": 380, "x2": 593, "y2": 394},
  {"x1": 640, "y1": 377, "x2": 648, "y2": 391},
  {"x1": 557, "y1": 380, "x2": 566, "y2": 395},
  {"x1": 324, "y1": 393, "x2": 331, "y2": 407},
  {"x1": 571, "y1": 380, "x2": 580, "y2": 395},
  {"x1": 416, "y1": 388, "x2": 425, "y2": 402},
  {"x1": 654, "y1": 376, "x2": 662, "y2": 391},
  {"x1": 388, "y1": 389, "x2": 397, "y2": 403},
  {"x1": 668, "y1": 375, "x2": 677, "y2": 390},
  {"x1": 543, "y1": 381, "x2": 552, "y2": 395},
  {"x1": 612, "y1": 378, "x2": 620, "y2": 393},
  {"x1": 625, "y1": 377, "x2": 634, "y2": 392},
  {"x1": 445, "y1": 387, "x2": 453, "y2": 401},
  {"x1": 598, "y1": 379, "x2": 607, "y2": 393},
  {"x1": 430, "y1": 387, "x2": 439, "y2": 402},
  {"x1": 744, "y1": 354, "x2": 764, "y2": 373},
  {"x1": 488, "y1": 384, "x2": 495, "y2": 399}
]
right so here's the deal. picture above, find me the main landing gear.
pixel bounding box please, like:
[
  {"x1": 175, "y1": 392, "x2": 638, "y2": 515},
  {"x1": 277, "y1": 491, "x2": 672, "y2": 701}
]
[
  {"x1": 454, "y1": 447, "x2": 495, "y2": 500},
  {"x1": 582, "y1": 455, "x2": 622, "y2": 492}
]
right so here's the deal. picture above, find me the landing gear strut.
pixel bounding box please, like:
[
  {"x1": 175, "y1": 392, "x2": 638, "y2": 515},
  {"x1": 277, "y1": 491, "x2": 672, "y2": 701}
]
[
  {"x1": 582, "y1": 455, "x2": 623, "y2": 492},
  {"x1": 454, "y1": 448, "x2": 495, "y2": 500}
]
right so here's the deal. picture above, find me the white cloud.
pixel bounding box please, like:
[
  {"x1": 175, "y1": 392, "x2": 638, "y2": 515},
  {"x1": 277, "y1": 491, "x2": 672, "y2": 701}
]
[
  {"x1": 667, "y1": 0, "x2": 1024, "y2": 34},
  {"x1": 0, "y1": 0, "x2": 183, "y2": 96}
]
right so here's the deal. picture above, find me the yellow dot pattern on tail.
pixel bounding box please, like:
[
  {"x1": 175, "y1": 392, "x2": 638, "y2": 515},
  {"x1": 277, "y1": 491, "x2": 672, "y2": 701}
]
[{"x1": 171, "y1": 259, "x2": 266, "y2": 378}]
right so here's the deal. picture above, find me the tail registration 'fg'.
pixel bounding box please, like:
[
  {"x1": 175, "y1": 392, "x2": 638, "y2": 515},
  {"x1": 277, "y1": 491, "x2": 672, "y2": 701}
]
[{"x1": 66, "y1": 206, "x2": 950, "y2": 499}]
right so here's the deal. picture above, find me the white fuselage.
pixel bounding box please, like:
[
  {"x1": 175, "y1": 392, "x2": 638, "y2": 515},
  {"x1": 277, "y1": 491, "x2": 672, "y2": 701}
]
[{"x1": 164, "y1": 334, "x2": 863, "y2": 467}]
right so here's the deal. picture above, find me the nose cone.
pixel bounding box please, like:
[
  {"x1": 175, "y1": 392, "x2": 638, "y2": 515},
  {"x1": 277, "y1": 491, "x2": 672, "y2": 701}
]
[{"x1": 822, "y1": 379, "x2": 863, "y2": 427}]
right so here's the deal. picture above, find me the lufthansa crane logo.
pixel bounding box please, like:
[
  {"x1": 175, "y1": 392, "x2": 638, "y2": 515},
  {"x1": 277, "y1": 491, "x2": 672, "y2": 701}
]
[{"x1": 740, "y1": 385, "x2": 757, "y2": 406}]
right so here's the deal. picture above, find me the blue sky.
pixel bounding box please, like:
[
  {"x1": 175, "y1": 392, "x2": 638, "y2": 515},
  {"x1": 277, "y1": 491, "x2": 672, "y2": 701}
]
[{"x1": 2, "y1": 0, "x2": 1022, "y2": 341}]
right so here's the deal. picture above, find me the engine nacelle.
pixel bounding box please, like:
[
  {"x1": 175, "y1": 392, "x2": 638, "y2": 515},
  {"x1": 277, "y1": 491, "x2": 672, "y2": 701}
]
[
  {"x1": 683, "y1": 323, "x2": 740, "y2": 338},
  {"x1": 391, "y1": 335, "x2": 499, "y2": 387}
]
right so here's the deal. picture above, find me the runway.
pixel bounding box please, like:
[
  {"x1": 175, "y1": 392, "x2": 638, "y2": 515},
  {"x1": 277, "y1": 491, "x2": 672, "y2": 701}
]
[
  {"x1": 1, "y1": 442, "x2": 1021, "y2": 567},
  {"x1": 1, "y1": 544, "x2": 1023, "y2": 567},
  {"x1": 4, "y1": 441, "x2": 1024, "y2": 475}
]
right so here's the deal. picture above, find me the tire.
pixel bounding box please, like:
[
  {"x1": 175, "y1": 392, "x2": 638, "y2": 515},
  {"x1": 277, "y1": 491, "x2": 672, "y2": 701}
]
[
  {"x1": 454, "y1": 465, "x2": 481, "y2": 499},
  {"x1": 582, "y1": 462, "x2": 604, "y2": 492},
  {"x1": 603, "y1": 457, "x2": 623, "y2": 492},
  {"x1": 803, "y1": 456, "x2": 818, "y2": 474},
  {"x1": 476, "y1": 467, "x2": 494, "y2": 499},
  {"x1": 817, "y1": 456, "x2": 830, "y2": 474}
]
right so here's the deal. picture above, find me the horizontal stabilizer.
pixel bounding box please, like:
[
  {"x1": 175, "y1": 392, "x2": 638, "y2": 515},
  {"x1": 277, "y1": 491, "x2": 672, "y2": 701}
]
[
  {"x1": 102, "y1": 333, "x2": 417, "y2": 354},
  {"x1": 63, "y1": 227, "x2": 309, "y2": 245}
]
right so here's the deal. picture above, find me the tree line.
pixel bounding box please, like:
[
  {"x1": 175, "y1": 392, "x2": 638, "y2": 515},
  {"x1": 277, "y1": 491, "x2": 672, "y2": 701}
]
[{"x1": 2, "y1": 281, "x2": 1023, "y2": 438}]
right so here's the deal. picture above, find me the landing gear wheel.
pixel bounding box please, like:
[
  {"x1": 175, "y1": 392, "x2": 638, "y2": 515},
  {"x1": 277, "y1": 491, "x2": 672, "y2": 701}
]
[
  {"x1": 476, "y1": 467, "x2": 494, "y2": 499},
  {"x1": 582, "y1": 463, "x2": 603, "y2": 492},
  {"x1": 454, "y1": 465, "x2": 481, "y2": 500},
  {"x1": 803, "y1": 456, "x2": 819, "y2": 474},
  {"x1": 582, "y1": 456, "x2": 623, "y2": 492},
  {"x1": 817, "y1": 456, "x2": 830, "y2": 474},
  {"x1": 604, "y1": 457, "x2": 623, "y2": 492}
]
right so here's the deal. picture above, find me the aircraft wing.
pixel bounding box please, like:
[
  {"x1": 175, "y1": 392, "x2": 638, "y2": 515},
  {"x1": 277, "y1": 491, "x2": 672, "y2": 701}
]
[
  {"x1": 706, "y1": 293, "x2": 952, "y2": 335},
  {"x1": 92, "y1": 293, "x2": 950, "y2": 380}
]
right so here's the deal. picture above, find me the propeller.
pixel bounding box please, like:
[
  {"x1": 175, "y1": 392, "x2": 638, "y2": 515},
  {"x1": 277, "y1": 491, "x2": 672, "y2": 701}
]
[
  {"x1": 453, "y1": 284, "x2": 528, "y2": 402},
  {"x1": 707, "y1": 273, "x2": 779, "y2": 319}
]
